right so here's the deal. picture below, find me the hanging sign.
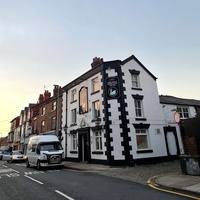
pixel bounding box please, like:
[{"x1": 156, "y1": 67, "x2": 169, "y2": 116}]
[
  {"x1": 174, "y1": 112, "x2": 181, "y2": 124},
  {"x1": 106, "y1": 77, "x2": 120, "y2": 99}
]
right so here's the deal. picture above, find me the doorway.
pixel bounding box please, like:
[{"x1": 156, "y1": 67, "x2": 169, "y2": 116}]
[
  {"x1": 164, "y1": 126, "x2": 180, "y2": 157},
  {"x1": 78, "y1": 127, "x2": 90, "y2": 162}
]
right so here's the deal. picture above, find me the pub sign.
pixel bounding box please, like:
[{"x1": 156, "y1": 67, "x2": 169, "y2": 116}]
[{"x1": 106, "y1": 77, "x2": 120, "y2": 99}]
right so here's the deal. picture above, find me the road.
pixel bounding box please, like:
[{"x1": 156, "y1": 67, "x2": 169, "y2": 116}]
[{"x1": 0, "y1": 161, "x2": 191, "y2": 200}]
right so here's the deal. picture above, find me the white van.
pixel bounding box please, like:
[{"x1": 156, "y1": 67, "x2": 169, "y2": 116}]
[{"x1": 26, "y1": 135, "x2": 64, "y2": 170}]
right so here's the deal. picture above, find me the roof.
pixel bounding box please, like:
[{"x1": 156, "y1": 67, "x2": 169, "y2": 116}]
[
  {"x1": 159, "y1": 95, "x2": 200, "y2": 106},
  {"x1": 122, "y1": 55, "x2": 157, "y2": 81}
]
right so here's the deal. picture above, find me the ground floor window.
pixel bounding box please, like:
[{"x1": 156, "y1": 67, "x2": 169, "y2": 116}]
[
  {"x1": 71, "y1": 134, "x2": 77, "y2": 151},
  {"x1": 136, "y1": 129, "x2": 149, "y2": 150},
  {"x1": 93, "y1": 131, "x2": 102, "y2": 151}
]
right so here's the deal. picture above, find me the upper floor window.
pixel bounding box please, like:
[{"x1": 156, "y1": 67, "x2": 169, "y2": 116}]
[
  {"x1": 93, "y1": 100, "x2": 100, "y2": 119},
  {"x1": 51, "y1": 117, "x2": 56, "y2": 130},
  {"x1": 92, "y1": 77, "x2": 99, "y2": 93},
  {"x1": 131, "y1": 74, "x2": 140, "y2": 88},
  {"x1": 41, "y1": 120, "x2": 45, "y2": 133},
  {"x1": 41, "y1": 107, "x2": 45, "y2": 115},
  {"x1": 177, "y1": 107, "x2": 189, "y2": 119},
  {"x1": 93, "y1": 131, "x2": 102, "y2": 151},
  {"x1": 71, "y1": 108, "x2": 77, "y2": 125},
  {"x1": 136, "y1": 129, "x2": 149, "y2": 150},
  {"x1": 52, "y1": 101, "x2": 56, "y2": 111},
  {"x1": 71, "y1": 89, "x2": 77, "y2": 102},
  {"x1": 33, "y1": 119, "x2": 37, "y2": 133},
  {"x1": 129, "y1": 69, "x2": 141, "y2": 89},
  {"x1": 134, "y1": 99, "x2": 144, "y2": 118}
]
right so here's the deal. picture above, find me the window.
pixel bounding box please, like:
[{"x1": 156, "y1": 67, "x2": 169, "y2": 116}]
[
  {"x1": 52, "y1": 101, "x2": 56, "y2": 111},
  {"x1": 41, "y1": 107, "x2": 45, "y2": 115},
  {"x1": 72, "y1": 134, "x2": 77, "y2": 151},
  {"x1": 131, "y1": 74, "x2": 140, "y2": 88},
  {"x1": 71, "y1": 108, "x2": 77, "y2": 124},
  {"x1": 136, "y1": 129, "x2": 149, "y2": 150},
  {"x1": 93, "y1": 100, "x2": 100, "y2": 119},
  {"x1": 177, "y1": 107, "x2": 189, "y2": 119},
  {"x1": 51, "y1": 117, "x2": 56, "y2": 130},
  {"x1": 33, "y1": 119, "x2": 37, "y2": 133},
  {"x1": 94, "y1": 131, "x2": 102, "y2": 150},
  {"x1": 92, "y1": 77, "x2": 99, "y2": 93},
  {"x1": 41, "y1": 120, "x2": 45, "y2": 133},
  {"x1": 71, "y1": 89, "x2": 77, "y2": 102},
  {"x1": 134, "y1": 99, "x2": 144, "y2": 118}
]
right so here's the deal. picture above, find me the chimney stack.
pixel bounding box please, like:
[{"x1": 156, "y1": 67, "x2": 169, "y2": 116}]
[
  {"x1": 53, "y1": 85, "x2": 62, "y2": 97},
  {"x1": 44, "y1": 90, "x2": 51, "y2": 101},
  {"x1": 38, "y1": 94, "x2": 44, "y2": 103},
  {"x1": 91, "y1": 57, "x2": 103, "y2": 68}
]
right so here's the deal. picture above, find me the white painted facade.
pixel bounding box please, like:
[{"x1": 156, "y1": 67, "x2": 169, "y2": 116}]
[{"x1": 61, "y1": 55, "x2": 185, "y2": 165}]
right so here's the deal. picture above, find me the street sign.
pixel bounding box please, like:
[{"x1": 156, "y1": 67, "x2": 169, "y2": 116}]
[{"x1": 174, "y1": 112, "x2": 181, "y2": 124}]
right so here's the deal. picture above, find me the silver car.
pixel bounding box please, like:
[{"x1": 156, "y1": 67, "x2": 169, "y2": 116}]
[
  {"x1": 2, "y1": 151, "x2": 12, "y2": 162},
  {"x1": 10, "y1": 151, "x2": 26, "y2": 163}
]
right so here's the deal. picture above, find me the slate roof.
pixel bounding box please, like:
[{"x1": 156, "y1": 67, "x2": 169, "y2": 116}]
[{"x1": 159, "y1": 95, "x2": 200, "y2": 106}]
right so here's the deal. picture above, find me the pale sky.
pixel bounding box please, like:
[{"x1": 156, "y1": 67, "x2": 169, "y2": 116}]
[{"x1": 0, "y1": 0, "x2": 200, "y2": 137}]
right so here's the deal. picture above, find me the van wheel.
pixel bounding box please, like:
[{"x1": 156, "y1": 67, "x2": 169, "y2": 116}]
[
  {"x1": 26, "y1": 160, "x2": 30, "y2": 168},
  {"x1": 36, "y1": 161, "x2": 41, "y2": 170}
]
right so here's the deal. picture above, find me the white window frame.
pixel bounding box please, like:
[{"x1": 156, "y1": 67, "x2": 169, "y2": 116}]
[
  {"x1": 71, "y1": 89, "x2": 77, "y2": 102},
  {"x1": 136, "y1": 129, "x2": 150, "y2": 150},
  {"x1": 93, "y1": 131, "x2": 102, "y2": 151},
  {"x1": 71, "y1": 134, "x2": 77, "y2": 151},
  {"x1": 134, "y1": 99, "x2": 144, "y2": 118},
  {"x1": 177, "y1": 107, "x2": 189, "y2": 119},
  {"x1": 52, "y1": 101, "x2": 56, "y2": 111},
  {"x1": 93, "y1": 100, "x2": 100, "y2": 119},
  {"x1": 71, "y1": 108, "x2": 77, "y2": 124},
  {"x1": 51, "y1": 117, "x2": 56, "y2": 130},
  {"x1": 131, "y1": 74, "x2": 140, "y2": 88},
  {"x1": 41, "y1": 120, "x2": 45, "y2": 133},
  {"x1": 92, "y1": 77, "x2": 99, "y2": 93},
  {"x1": 41, "y1": 107, "x2": 45, "y2": 116}
]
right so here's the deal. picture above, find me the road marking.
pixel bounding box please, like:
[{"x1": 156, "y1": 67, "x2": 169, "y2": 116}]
[
  {"x1": 55, "y1": 190, "x2": 75, "y2": 200},
  {"x1": 147, "y1": 176, "x2": 200, "y2": 200},
  {"x1": 2, "y1": 165, "x2": 8, "y2": 168},
  {"x1": 12, "y1": 169, "x2": 20, "y2": 173},
  {"x1": 24, "y1": 171, "x2": 44, "y2": 175},
  {"x1": 0, "y1": 168, "x2": 13, "y2": 173},
  {"x1": 24, "y1": 175, "x2": 43, "y2": 185}
]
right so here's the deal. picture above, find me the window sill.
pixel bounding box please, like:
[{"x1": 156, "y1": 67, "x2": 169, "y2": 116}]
[
  {"x1": 92, "y1": 151, "x2": 103, "y2": 154},
  {"x1": 135, "y1": 118, "x2": 147, "y2": 121},
  {"x1": 91, "y1": 90, "x2": 100, "y2": 95},
  {"x1": 70, "y1": 151, "x2": 78, "y2": 154},
  {"x1": 70, "y1": 100, "x2": 77, "y2": 104},
  {"x1": 70, "y1": 123, "x2": 77, "y2": 127},
  {"x1": 131, "y1": 87, "x2": 142, "y2": 91},
  {"x1": 137, "y1": 149, "x2": 153, "y2": 154}
]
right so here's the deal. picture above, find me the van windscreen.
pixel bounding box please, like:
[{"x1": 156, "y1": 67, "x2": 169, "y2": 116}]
[{"x1": 39, "y1": 142, "x2": 62, "y2": 151}]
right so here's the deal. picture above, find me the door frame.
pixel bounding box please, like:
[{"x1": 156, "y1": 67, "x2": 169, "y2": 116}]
[
  {"x1": 163, "y1": 126, "x2": 180, "y2": 157},
  {"x1": 77, "y1": 127, "x2": 91, "y2": 162}
]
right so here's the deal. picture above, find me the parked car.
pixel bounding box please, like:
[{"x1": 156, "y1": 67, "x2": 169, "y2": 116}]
[
  {"x1": 0, "y1": 151, "x2": 3, "y2": 160},
  {"x1": 9, "y1": 151, "x2": 26, "y2": 163},
  {"x1": 2, "y1": 151, "x2": 12, "y2": 162}
]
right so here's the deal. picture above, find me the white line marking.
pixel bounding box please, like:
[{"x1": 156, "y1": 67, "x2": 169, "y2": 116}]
[
  {"x1": 55, "y1": 190, "x2": 75, "y2": 200},
  {"x1": 2, "y1": 165, "x2": 8, "y2": 168},
  {"x1": 12, "y1": 169, "x2": 20, "y2": 173},
  {"x1": 24, "y1": 175, "x2": 43, "y2": 185}
]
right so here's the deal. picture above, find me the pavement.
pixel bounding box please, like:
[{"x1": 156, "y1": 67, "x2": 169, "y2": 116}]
[{"x1": 64, "y1": 160, "x2": 200, "y2": 199}]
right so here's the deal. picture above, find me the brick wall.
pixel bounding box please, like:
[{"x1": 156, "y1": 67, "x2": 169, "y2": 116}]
[{"x1": 183, "y1": 135, "x2": 199, "y2": 155}]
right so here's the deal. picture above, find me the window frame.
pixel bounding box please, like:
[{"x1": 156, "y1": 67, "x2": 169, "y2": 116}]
[
  {"x1": 71, "y1": 134, "x2": 77, "y2": 151},
  {"x1": 71, "y1": 108, "x2": 77, "y2": 125},
  {"x1": 92, "y1": 100, "x2": 100, "y2": 119},
  {"x1": 91, "y1": 77, "x2": 99, "y2": 93},
  {"x1": 41, "y1": 120, "x2": 45, "y2": 133},
  {"x1": 135, "y1": 129, "x2": 150, "y2": 150},
  {"x1": 134, "y1": 99, "x2": 144, "y2": 118},
  {"x1": 51, "y1": 116, "x2": 56, "y2": 130},
  {"x1": 52, "y1": 101, "x2": 56, "y2": 111},
  {"x1": 71, "y1": 89, "x2": 77, "y2": 102},
  {"x1": 93, "y1": 131, "x2": 102, "y2": 151},
  {"x1": 41, "y1": 107, "x2": 45, "y2": 115},
  {"x1": 177, "y1": 107, "x2": 189, "y2": 119}
]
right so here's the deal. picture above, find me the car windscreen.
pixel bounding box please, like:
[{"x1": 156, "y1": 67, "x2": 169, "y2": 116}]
[
  {"x1": 39, "y1": 142, "x2": 62, "y2": 151},
  {"x1": 12, "y1": 151, "x2": 23, "y2": 155}
]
